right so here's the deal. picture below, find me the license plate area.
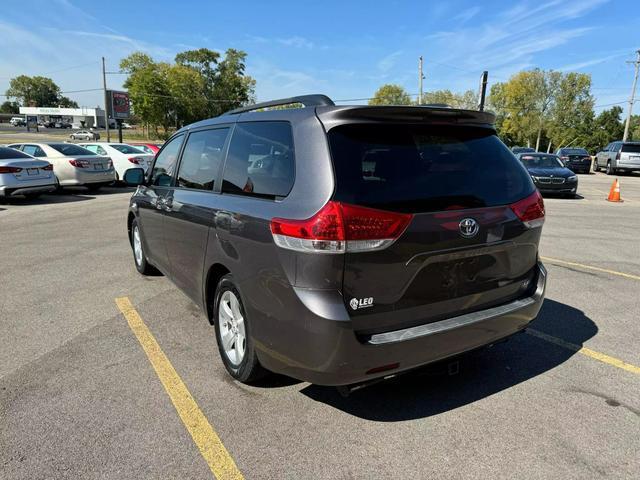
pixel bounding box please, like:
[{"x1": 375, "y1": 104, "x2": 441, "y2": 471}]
[
  {"x1": 27, "y1": 168, "x2": 39, "y2": 176},
  {"x1": 94, "y1": 164, "x2": 103, "y2": 170}
]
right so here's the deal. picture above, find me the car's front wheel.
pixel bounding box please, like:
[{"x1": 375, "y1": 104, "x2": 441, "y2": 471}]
[
  {"x1": 593, "y1": 160, "x2": 600, "y2": 172},
  {"x1": 131, "y1": 218, "x2": 156, "y2": 275},
  {"x1": 214, "y1": 274, "x2": 266, "y2": 383}
]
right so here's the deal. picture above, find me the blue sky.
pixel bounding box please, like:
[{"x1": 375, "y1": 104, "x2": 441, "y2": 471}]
[{"x1": 1, "y1": 0, "x2": 638, "y2": 113}]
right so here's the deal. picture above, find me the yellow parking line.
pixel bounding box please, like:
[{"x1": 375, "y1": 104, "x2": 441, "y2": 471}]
[
  {"x1": 115, "y1": 297, "x2": 243, "y2": 480},
  {"x1": 527, "y1": 328, "x2": 640, "y2": 375},
  {"x1": 540, "y1": 256, "x2": 640, "y2": 281}
]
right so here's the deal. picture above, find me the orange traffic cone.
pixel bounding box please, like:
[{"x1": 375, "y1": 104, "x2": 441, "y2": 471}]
[{"x1": 606, "y1": 179, "x2": 623, "y2": 203}]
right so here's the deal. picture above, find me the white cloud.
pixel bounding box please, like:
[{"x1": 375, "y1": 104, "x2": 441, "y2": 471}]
[
  {"x1": 377, "y1": 51, "x2": 403, "y2": 73},
  {"x1": 453, "y1": 6, "x2": 480, "y2": 24},
  {"x1": 277, "y1": 36, "x2": 314, "y2": 49}
]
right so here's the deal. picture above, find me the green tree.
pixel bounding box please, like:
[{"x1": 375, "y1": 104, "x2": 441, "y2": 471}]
[
  {"x1": 58, "y1": 96, "x2": 79, "y2": 108},
  {"x1": 5, "y1": 75, "x2": 75, "y2": 107},
  {"x1": 422, "y1": 89, "x2": 477, "y2": 109},
  {"x1": 590, "y1": 106, "x2": 625, "y2": 150},
  {"x1": 0, "y1": 100, "x2": 19, "y2": 114},
  {"x1": 546, "y1": 72, "x2": 594, "y2": 151},
  {"x1": 175, "y1": 47, "x2": 255, "y2": 117},
  {"x1": 210, "y1": 49, "x2": 256, "y2": 116},
  {"x1": 629, "y1": 114, "x2": 640, "y2": 141},
  {"x1": 369, "y1": 84, "x2": 413, "y2": 105},
  {"x1": 121, "y1": 48, "x2": 256, "y2": 135},
  {"x1": 121, "y1": 53, "x2": 174, "y2": 136},
  {"x1": 488, "y1": 69, "x2": 564, "y2": 150}
]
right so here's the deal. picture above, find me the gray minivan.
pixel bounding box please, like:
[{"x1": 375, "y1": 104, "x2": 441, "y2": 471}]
[{"x1": 124, "y1": 95, "x2": 547, "y2": 388}]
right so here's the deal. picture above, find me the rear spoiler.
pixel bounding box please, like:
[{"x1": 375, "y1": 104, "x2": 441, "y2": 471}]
[{"x1": 316, "y1": 105, "x2": 496, "y2": 131}]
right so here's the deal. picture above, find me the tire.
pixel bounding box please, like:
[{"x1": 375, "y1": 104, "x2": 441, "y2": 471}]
[
  {"x1": 130, "y1": 218, "x2": 156, "y2": 275},
  {"x1": 213, "y1": 274, "x2": 266, "y2": 383},
  {"x1": 24, "y1": 193, "x2": 41, "y2": 200},
  {"x1": 593, "y1": 160, "x2": 600, "y2": 172},
  {"x1": 606, "y1": 161, "x2": 615, "y2": 175}
]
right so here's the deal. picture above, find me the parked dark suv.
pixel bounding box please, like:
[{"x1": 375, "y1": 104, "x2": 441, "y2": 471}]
[{"x1": 124, "y1": 94, "x2": 547, "y2": 388}]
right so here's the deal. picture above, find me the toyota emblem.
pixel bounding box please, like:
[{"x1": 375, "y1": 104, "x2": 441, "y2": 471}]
[{"x1": 459, "y1": 218, "x2": 479, "y2": 238}]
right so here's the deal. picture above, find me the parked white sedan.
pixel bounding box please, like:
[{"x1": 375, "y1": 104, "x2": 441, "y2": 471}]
[
  {"x1": 78, "y1": 143, "x2": 154, "y2": 180},
  {"x1": 0, "y1": 146, "x2": 56, "y2": 200},
  {"x1": 8, "y1": 143, "x2": 115, "y2": 192}
]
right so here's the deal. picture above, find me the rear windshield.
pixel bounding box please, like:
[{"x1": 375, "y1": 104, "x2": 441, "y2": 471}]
[
  {"x1": 0, "y1": 147, "x2": 30, "y2": 159},
  {"x1": 48, "y1": 143, "x2": 95, "y2": 156},
  {"x1": 561, "y1": 148, "x2": 588, "y2": 155},
  {"x1": 520, "y1": 155, "x2": 563, "y2": 168},
  {"x1": 622, "y1": 143, "x2": 640, "y2": 153},
  {"x1": 328, "y1": 124, "x2": 534, "y2": 213},
  {"x1": 111, "y1": 144, "x2": 144, "y2": 154}
]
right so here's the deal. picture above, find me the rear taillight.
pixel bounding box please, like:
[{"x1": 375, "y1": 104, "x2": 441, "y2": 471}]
[
  {"x1": 510, "y1": 190, "x2": 545, "y2": 228},
  {"x1": 107, "y1": 158, "x2": 113, "y2": 169},
  {"x1": 69, "y1": 159, "x2": 89, "y2": 168},
  {"x1": 0, "y1": 166, "x2": 22, "y2": 173},
  {"x1": 42, "y1": 164, "x2": 53, "y2": 171},
  {"x1": 270, "y1": 201, "x2": 413, "y2": 253},
  {"x1": 128, "y1": 156, "x2": 143, "y2": 164},
  {"x1": 616, "y1": 151, "x2": 621, "y2": 160}
]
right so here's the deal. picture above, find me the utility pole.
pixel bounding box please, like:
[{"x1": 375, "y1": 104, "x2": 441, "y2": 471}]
[
  {"x1": 623, "y1": 49, "x2": 640, "y2": 142},
  {"x1": 102, "y1": 57, "x2": 110, "y2": 142},
  {"x1": 418, "y1": 56, "x2": 424, "y2": 105}
]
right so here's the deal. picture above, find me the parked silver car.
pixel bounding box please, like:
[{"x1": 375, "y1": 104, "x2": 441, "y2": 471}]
[
  {"x1": 70, "y1": 130, "x2": 100, "y2": 141},
  {"x1": 594, "y1": 141, "x2": 640, "y2": 175}
]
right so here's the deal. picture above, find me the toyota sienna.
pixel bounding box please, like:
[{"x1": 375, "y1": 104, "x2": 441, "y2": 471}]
[{"x1": 123, "y1": 94, "x2": 547, "y2": 387}]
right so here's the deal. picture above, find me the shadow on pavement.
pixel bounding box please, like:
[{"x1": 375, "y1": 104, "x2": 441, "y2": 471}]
[
  {"x1": 300, "y1": 299, "x2": 597, "y2": 421},
  {"x1": 0, "y1": 186, "x2": 134, "y2": 206}
]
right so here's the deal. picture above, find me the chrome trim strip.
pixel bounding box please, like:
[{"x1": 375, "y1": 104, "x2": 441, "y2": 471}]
[{"x1": 367, "y1": 262, "x2": 546, "y2": 345}]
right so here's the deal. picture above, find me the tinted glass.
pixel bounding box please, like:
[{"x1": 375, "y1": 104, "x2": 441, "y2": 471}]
[
  {"x1": 222, "y1": 122, "x2": 295, "y2": 198},
  {"x1": 111, "y1": 144, "x2": 145, "y2": 154},
  {"x1": 520, "y1": 155, "x2": 564, "y2": 168},
  {"x1": 150, "y1": 134, "x2": 184, "y2": 186},
  {"x1": 561, "y1": 148, "x2": 588, "y2": 156},
  {"x1": 177, "y1": 128, "x2": 229, "y2": 190},
  {"x1": 0, "y1": 147, "x2": 30, "y2": 159},
  {"x1": 48, "y1": 144, "x2": 95, "y2": 156},
  {"x1": 22, "y1": 145, "x2": 46, "y2": 157},
  {"x1": 329, "y1": 124, "x2": 534, "y2": 213},
  {"x1": 621, "y1": 143, "x2": 640, "y2": 153}
]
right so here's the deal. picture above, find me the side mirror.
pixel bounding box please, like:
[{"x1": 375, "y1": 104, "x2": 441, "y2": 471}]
[{"x1": 123, "y1": 167, "x2": 145, "y2": 186}]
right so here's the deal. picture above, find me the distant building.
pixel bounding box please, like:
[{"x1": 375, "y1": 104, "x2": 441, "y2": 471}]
[{"x1": 18, "y1": 106, "x2": 113, "y2": 128}]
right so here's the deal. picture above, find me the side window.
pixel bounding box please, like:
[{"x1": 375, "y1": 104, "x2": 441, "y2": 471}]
[
  {"x1": 222, "y1": 122, "x2": 295, "y2": 199},
  {"x1": 23, "y1": 145, "x2": 46, "y2": 157},
  {"x1": 97, "y1": 146, "x2": 108, "y2": 155},
  {"x1": 177, "y1": 128, "x2": 229, "y2": 190},
  {"x1": 84, "y1": 145, "x2": 98, "y2": 153},
  {"x1": 150, "y1": 134, "x2": 184, "y2": 187},
  {"x1": 615, "y1": 142, "x2": 623, "y2": 152}
]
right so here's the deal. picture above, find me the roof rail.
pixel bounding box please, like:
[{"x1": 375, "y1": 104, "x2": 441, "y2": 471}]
[{"x1": 224, "y1": 94, "x2": 335, "y2": 115}]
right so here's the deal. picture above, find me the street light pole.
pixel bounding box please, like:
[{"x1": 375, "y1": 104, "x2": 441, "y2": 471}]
[
  {"x1": 102, "y1": 57, "x2": 110, "y2": 142},
  {"x1": 623, "y1": 49, "x2": 640, "y2": 142},
  {"x1": 418, "y1": 56, "x2": 424, "y2": 105}
]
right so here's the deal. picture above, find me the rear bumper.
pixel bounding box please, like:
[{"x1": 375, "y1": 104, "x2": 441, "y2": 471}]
[
  {"x1": 255, "y1": 262, "x2": 547, "y2": 386},
  {"x1": 0, "y1": 184, "x2": 57, "y2": 197},
  {"x1": 61, "y1": 168, "x2": 116, "y2": 186}
]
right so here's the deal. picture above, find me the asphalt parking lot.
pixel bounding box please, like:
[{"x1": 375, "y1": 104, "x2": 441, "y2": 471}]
[{"x1": 1, "y1": 173, "x2": 639, "y2": 479}]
